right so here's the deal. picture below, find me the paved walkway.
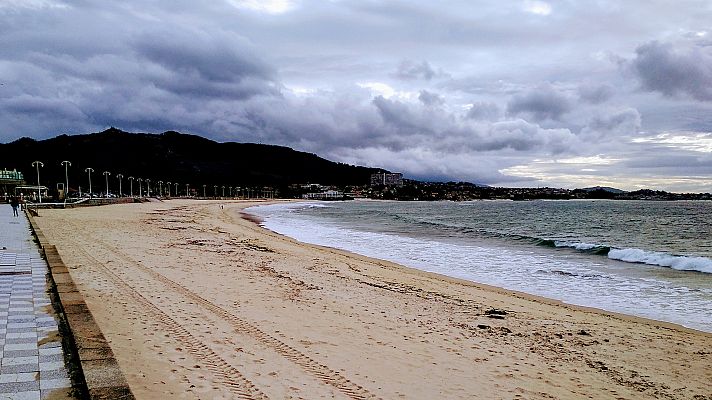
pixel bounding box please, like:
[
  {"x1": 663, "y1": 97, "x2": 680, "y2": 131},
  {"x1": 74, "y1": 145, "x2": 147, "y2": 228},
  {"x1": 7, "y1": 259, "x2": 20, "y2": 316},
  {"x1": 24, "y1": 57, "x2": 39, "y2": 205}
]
[{"x1": 0, "y1": 205, "x2": 74, "y2": 399}]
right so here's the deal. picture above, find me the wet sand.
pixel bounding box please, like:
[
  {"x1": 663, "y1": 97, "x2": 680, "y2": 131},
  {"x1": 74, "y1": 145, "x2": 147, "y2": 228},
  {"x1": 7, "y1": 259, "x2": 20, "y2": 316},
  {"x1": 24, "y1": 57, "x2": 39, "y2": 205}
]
[{"x1": 34, "y1": 200, "x2": 712, "y2": 399}]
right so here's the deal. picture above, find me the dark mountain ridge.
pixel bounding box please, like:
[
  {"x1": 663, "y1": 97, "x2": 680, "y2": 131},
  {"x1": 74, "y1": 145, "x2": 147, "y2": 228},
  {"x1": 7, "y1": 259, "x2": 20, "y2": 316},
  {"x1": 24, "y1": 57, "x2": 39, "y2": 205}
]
[{"x1": 0, "y1": 128, "x2": 385, "y2": 192}]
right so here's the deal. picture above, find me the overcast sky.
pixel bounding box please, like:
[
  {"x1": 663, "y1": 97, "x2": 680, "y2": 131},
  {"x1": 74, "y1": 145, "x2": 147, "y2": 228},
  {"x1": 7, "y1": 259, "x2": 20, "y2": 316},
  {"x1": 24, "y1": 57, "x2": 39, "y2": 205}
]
[{"x1": 2, "y1": 0, "x2": 712, "y2": 191}]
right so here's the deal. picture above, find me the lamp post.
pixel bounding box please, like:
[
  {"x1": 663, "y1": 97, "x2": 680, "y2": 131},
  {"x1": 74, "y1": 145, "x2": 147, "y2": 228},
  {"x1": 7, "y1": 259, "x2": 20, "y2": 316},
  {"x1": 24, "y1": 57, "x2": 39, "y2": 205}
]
[
  {"x1": 229, "y1": 186, "x2": 232, "y2": 197},
  {"x1": 174, "y1": 183, "x2": 179, "y2": 197},
  {"x1": 158, "y1": 181, "x2": 163, "y2": 197},
  {"x1": 103, "y1": 171, "x2": 111, "y2": 197},
  {"x1": 167, "y1": 182, "x2": 171, "y2": 197},
  {"x1": 203, "y1": 184, "x2": 206, "y2": 198},
  {"x1": 128, "y1": 176, "x2": 134, "y2": 197},
  {"x1": 137, "y1": 178, "x2": 143, "y2": 197},
  {"x1": 116, "y1": 174, "x2": 123, "y2": 197},
  {"x1": 32, "y1": 161, "x2": 44, "y2": 203},
  {"x1": 85, "y1": 168, "x2": 94, "y2": 198},
  {"x1": 146, "y1": 179, "x2": 151, "y2": 197},
  {"x1": 213, "y1": 185, "x2": 217, "y2": 197},
  {"x1": 222, "y1": 185, "x2": 225, "y2": 197},
  {"x1": 185, "y1": 183, "x2": 189, "y2": 197},
  {"x1": 61, "y1": 160, "x2": 71, "y2": 202}
]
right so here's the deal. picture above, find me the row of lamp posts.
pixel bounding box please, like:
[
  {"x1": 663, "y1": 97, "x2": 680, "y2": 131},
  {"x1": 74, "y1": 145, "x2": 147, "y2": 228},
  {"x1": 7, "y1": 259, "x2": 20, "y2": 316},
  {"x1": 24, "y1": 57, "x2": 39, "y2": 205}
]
[
  {"x1": 30, "y1": 161, "x2": 173, "y2": 200},
  {"x1": 29, "y1": 160, "x2": 272, "y2": 203}
]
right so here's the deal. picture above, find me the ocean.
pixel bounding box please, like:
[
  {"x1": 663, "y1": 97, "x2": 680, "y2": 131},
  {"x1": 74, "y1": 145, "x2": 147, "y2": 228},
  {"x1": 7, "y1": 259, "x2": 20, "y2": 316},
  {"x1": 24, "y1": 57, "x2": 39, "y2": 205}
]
[{"x1": 246, "y1": 200, "x2": 712, "y2": 333}]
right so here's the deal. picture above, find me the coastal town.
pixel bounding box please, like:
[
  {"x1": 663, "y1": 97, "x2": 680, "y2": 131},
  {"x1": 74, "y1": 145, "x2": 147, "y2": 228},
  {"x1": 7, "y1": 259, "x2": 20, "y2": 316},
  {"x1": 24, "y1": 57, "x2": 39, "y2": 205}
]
[{"x1": 3, "y1": 166, "x2": 712, "y2": 206}]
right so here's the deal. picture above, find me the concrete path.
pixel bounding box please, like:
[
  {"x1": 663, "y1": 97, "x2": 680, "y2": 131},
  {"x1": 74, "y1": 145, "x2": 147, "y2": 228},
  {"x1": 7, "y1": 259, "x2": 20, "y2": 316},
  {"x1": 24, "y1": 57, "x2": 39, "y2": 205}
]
[{"x1": 0, "y1": 204, "x2": 74, "y2": 399}]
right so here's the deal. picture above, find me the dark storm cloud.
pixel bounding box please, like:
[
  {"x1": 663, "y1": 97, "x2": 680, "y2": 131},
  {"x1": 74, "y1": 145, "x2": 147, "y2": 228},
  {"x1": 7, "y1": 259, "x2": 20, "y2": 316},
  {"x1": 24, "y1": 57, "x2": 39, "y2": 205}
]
[
  {"x1": 124, "y1": 28, "x2": 280, "y2": 100},
  {"x1": 228, "y1": 88, "x2": 579, "y2": 168},
  {"x1": 369, "y1": 95, "x2": 577, "y2": 154},
  {"x1": 2, "y1": 95, "x2": 85, "y2": 119},
  {"x1": 132, "y1": 30, "x2": 273, "y2": 84},
  {"x1": 372, "y1": 96, "x2": 427, "y2": 133},
  {"x1": 632, "y1": 40, "x2": 712, "y2": 101},
  {"x1": 506, "y1": 84, "x2": 573, "y2": 121},
  {"x1": 0, "y1": 4, "x2": 280, "y2": 139}
]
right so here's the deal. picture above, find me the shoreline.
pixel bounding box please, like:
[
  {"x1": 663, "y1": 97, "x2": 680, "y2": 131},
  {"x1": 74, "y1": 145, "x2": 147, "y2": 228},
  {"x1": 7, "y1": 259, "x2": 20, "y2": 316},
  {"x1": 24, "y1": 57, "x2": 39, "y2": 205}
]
[
  {"x1": 32, "y1": 200, "x2": 712, "y2": 399},
  {"x1": 243, "y1": 201, "x2": 712, "y2": 337}
]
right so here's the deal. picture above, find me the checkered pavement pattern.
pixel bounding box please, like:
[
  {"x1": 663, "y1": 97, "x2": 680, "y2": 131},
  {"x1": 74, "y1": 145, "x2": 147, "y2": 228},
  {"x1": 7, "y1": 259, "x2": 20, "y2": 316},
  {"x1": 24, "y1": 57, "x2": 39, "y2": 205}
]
[{"x1": 0, "y1": 205, "x2": 73, "y2": 399}]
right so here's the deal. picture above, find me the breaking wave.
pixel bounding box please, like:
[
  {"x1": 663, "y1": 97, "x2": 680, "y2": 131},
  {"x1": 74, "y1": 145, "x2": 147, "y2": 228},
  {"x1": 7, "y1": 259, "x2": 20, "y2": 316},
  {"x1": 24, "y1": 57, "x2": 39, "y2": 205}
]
[
  {"x1": 250, "y1": 202, "x2": 712, "y2": 275},
  {"x1": 607, "y1": 248, "x2": 712, "y2": 273},
  {"x1": 552, "y1": 241, "x2": 712, "y2": 274}
]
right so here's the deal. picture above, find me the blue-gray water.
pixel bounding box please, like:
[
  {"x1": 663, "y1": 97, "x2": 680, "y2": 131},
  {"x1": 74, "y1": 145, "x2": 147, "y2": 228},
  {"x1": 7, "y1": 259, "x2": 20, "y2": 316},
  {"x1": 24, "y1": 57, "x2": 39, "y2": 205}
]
[{"x1": 247, "y1": 200, "x2": 712, "y2": 332}]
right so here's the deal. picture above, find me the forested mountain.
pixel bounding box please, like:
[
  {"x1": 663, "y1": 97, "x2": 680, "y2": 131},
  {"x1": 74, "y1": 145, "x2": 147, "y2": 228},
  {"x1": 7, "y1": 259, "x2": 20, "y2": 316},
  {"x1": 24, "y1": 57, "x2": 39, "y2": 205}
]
[{"x1": 0, "y1": 128, "x2": 384, "y2": 191}]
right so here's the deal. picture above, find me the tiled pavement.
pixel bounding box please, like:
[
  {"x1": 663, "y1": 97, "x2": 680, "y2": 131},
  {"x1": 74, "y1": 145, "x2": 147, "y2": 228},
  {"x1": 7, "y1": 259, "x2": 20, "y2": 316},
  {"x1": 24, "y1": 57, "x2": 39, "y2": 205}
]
[{"x1": 0, "y1": 204, "x2": 74, "y2": 399}]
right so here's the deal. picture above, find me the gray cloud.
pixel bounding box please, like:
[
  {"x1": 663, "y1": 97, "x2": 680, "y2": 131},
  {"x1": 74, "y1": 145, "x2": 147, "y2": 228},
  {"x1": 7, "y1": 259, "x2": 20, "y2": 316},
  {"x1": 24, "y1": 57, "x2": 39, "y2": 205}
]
[
  {"x1": 132, "y1": 29, "x2": 273, "y2": 84},
  {"x1": 587, "y1": 108, "x2": 641, "y2": 132},
  {"x1": 393, "y1": 60, "x2": 440, "y2": 81},
  {"x1": 578, "y1": 83, "x2": 615, "y2": 104},
  {"x1": 372, "y1": 96, "x2": 428, "y2": 135},
  {"x1": 418, "y1": 90, "x2": 444, "y2": 106},
  {"x1": 632, "y1": 40, "x2": 712, "y2": 101},
  {"x1": 506, "y1": 84, "x2": 573, "y2": 121},
  {"x1": 1, "y1": 1, "x2": 712, "y2": 190},
  {"x1": 466, "y1": 101, "x2": 500, "y2": 121},
  {"x1": 484, "y1": 120, "x2": 575, "y2": 153}
]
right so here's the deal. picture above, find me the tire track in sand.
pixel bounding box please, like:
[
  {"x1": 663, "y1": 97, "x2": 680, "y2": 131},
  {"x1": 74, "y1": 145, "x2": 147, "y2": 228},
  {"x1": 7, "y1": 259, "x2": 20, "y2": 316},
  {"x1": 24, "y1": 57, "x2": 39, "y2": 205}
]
[
  {"x1": 69, "y1": 216, "x2": 381, "y2": 400},
  {"x1": 62, "y1": 234, "x2": 270, "y2": 400}
]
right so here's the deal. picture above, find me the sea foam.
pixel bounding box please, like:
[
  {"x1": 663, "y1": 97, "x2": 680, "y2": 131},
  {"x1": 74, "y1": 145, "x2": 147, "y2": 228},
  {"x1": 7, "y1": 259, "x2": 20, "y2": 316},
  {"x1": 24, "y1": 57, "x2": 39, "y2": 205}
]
[
  {"x1": 552, "y1": 241, "x2": 712, "y2": 274},
  {"x1": 608, "y1": 248, "x2": 712, "y2": 274}
]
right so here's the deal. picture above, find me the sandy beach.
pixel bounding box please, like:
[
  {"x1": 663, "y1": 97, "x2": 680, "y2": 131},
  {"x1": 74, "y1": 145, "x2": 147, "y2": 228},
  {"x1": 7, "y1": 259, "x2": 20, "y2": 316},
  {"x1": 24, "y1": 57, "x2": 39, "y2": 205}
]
[{"x1": 33, "y1": 200, "x2": 711, "y2": 400}]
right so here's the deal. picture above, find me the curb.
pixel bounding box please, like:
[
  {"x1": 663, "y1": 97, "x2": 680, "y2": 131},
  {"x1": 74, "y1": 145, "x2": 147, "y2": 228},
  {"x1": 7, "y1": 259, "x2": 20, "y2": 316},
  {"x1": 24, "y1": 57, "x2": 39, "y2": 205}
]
[{"x1": 26, "y1": 212, "x2": 135, "y2": 400}]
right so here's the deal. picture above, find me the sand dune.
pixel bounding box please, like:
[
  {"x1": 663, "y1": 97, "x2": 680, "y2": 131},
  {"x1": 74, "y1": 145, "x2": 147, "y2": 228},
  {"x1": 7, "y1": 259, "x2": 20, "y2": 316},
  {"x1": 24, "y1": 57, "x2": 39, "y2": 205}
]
[{"x1": 34, "y1": 200, "x2": 712, "y2": 399}]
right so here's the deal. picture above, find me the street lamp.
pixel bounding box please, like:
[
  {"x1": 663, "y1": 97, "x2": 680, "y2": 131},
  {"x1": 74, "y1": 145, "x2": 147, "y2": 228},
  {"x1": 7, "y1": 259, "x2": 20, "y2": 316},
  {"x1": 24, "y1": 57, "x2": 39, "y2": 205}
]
[
  {"x1": 60, "y1": 161, "x2": 71, "y2": 203},
  {"x1": 167, "y1": 182, "x2": 171, "y2": 197},
  {"x1": 146, "y1": 179, "x2": 151, "y2": 197},
  {"x1": 137, "y1": 178, "x2": 143, "y2": 197},
  {"x1": 128, "y1": 176, "x2": 134, "y2": 197},
  {"x1": 203, "y1": 184, "x2": 206, "y2": 198},
  {"x1": 116, "y1": 174, "x2": 123, "y2": 197},
  {"x1": 222, "y1": 185, "x2": 225, "y2": 197},
  {"x1": 185, "y1": 183, "x2": 189, "y2": 197},
  {"x1": 213, "y1": 185, "x2": 217, "y2": 197},
  {"x1": 174, "y1": 182, "x2": 179, "y2": 197},
  {"x1": 32, "y1": 161, "x2": 44, "y2": 203},
  {"x1": 103, "y1": 171, "x2": 111, "y2": 197},
  {"x1": 158, "y1": 180, "x2": 163, "y2": 197},
  {"x1": 85, "y1": 167, "x2": 94, "y2": 198},
  {"x1": 229, "y1": 186, "x2": 232, "y2": 197}
]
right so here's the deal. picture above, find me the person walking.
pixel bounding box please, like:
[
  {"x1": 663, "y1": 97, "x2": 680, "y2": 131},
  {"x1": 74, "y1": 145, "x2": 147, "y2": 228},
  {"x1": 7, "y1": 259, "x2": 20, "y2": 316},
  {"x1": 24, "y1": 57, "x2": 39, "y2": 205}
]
[{"x1": 10, "y1": 196, "x2": 19, "y2": 217}]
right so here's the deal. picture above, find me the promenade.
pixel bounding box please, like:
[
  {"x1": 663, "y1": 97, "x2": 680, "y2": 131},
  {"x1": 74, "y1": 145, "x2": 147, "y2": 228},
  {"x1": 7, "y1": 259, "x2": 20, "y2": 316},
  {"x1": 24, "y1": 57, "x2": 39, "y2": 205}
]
[{"x1": 0, "y1": 205, "x2": 74, "y2": 399}]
